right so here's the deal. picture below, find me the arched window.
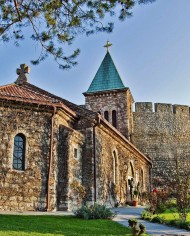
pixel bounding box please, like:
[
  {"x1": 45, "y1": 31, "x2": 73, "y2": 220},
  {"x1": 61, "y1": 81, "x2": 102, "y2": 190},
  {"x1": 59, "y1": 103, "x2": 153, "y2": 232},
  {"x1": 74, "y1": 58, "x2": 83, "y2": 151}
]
[
  {"x1": 13, "y1": 133, "x2": 26, "y2": 170},
  {"x1": 104, "y1": 111, "x2": 109, "y2": 121},
  {"x1": 113, "y1": 151, "x2": 117, "y2": 184},
  {"x1": 112, "y1": 110, "x2": 117, "y2": 128}
]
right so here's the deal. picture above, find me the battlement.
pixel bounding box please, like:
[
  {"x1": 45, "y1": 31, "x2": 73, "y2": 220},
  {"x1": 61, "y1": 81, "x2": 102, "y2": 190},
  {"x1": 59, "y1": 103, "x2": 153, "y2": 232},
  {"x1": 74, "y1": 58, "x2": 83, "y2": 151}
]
[
  {"x1": 135, "y1": 102, "x2": 153, "y2": 112},
  {"x1": 135, "y1": 102, "x2": 190, "y2": 115}
]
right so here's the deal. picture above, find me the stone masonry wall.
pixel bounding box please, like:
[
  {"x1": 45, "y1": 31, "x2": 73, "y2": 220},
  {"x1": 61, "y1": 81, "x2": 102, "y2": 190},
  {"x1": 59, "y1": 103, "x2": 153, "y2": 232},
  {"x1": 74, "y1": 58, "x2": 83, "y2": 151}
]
[
  {"x1": 133, "y1": 102, "x2": 190, "y2": 185},
  {"x1": 94, "y1": 125, "x2": 150, "y2": 206},
  {"x1": 81, "y1": 127, "x2": 95, "y2": 204},
  {"x1": 56, "y1": 121, "x2": 85, "y2": 211},
  {"x1": 0, "y1": 103, "x2": 81, "y2": 211},
  {"x1": 0, "y1": 104, "x2": 52, "y2": 211},
  {"x1": 85, "y1": 89, "x2": 133, "y2": 139}
]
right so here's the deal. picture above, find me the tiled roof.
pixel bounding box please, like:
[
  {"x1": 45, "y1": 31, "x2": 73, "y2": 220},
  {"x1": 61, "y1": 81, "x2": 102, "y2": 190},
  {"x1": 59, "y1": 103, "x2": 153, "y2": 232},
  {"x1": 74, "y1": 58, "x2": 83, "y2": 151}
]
[
  {"x1": 0, "y1": 82, "x2": 97, "y2": 119},
  {"x1": 0, "y1": 83, "x2": 55, "y2": 103},
  {"x1": 0, "y1": 80, "x2": 150, "y2": 163},
  {"x1": 85, "y1": 51, "x2": 126, "y2": 93}
]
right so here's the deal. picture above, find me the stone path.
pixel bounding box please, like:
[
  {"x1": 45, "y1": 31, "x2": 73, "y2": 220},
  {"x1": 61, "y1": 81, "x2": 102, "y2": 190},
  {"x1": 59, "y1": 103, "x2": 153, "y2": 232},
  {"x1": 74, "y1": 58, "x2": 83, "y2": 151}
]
[
  {"x1": 0, "y1": 210, "x2": 73, "y2": 216},
  {"x1": 112, "y1": 206, "x2": 190, "y2": 236}
]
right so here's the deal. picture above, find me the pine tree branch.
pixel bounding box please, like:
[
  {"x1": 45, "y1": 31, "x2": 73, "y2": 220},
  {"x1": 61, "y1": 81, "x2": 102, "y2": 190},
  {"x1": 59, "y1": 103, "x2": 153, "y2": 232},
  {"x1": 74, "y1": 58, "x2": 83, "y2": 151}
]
[{"x1": 13, "y1": 0, "x2": 22, "y2": 22}]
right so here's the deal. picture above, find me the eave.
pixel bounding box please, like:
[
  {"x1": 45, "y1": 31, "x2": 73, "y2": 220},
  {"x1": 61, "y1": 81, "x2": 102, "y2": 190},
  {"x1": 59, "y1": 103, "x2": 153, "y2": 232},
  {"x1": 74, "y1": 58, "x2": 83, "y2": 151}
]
[{"x1": 0, "y1": 95, "x2": 78, "y2": 120}]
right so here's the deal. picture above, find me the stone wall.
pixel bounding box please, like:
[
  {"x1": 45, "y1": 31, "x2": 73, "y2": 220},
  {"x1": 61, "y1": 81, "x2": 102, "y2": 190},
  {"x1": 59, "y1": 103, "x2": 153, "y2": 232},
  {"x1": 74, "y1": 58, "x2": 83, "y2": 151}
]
[
  {"x1": 0, "y1": 102, "x2": 84, "y2": 211},
  {"x1": 81, "y1": 123, "x2": 150, "y2": 207},
  {"x1": 56, "y1": 123, "x2": 85, "y2": 211},
  {"x1": 133, "y1": 102, "x2": 190, "y2": 184},
  {"x1": 84, "y1": 89, "x2": 134, "y2": 139},
  {"x1": 0, "y1": 104, "x2": 52, "y2": 211}
]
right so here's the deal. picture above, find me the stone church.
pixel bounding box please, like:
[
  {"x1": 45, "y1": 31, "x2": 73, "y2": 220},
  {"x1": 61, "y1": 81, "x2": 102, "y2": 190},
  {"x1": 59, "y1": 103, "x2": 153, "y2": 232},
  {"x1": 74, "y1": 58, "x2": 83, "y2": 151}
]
[{"x1": 0, "y1": 46, "x2": 189, "y2": 212}]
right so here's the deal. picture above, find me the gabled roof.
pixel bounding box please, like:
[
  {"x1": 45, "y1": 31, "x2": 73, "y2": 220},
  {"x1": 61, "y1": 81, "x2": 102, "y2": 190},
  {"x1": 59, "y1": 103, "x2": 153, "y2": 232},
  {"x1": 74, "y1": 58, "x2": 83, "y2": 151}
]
[
  {"x1": 0, "y1": 80, "x2": 150, "y2": 164},
  {"x1": 0, "y1": 80, "x2": 101, "y2": 121},
  {"x1": 0, "y1": 83, "x2": 56, "y2": 103},
  {"x1": 84, "y1": 51, "x2": 126, "y2": 94},
  {"x1": 0, "y1": 82, "x2": 83, "y2": 119}
]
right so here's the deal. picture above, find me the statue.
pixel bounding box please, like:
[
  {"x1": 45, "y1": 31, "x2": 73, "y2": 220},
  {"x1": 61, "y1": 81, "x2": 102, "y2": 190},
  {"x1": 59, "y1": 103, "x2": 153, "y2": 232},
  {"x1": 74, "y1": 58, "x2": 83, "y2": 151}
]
[{"x1": 128, "y1": 178, "x2": 134, "y2": 201}]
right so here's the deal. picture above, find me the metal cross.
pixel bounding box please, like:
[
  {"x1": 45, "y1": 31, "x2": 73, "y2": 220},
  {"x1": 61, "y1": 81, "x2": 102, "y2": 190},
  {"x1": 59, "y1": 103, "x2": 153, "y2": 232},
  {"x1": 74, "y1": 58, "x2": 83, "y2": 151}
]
[
  {"x1": 104, "y1": 41, "x2": 112, "y2": 52},
  {"x1": 16, "y1": 64, "x2": 30, "y2": 84}
]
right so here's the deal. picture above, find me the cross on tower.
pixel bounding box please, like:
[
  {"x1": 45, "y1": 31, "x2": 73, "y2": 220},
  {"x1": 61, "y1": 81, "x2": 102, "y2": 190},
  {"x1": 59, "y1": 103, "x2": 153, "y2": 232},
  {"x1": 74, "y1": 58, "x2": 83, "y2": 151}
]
[
  {"x1": 16, "y1": 64, "x2": 30, "y2": 84},
  {"x1": 104, "y1": 41, "x2": 112, "y2": 52}
]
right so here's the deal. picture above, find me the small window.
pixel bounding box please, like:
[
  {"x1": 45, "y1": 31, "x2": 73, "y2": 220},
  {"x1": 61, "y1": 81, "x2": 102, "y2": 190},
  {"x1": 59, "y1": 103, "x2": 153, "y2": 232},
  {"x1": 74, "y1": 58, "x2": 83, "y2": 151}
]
[
  {"x1": 112, "y1": 110, "x2": 117, "y2": 128},
  {"x1": 104, "y1": 111, "x2": 109, "y2": 121},
  {"x1": 140, "y1": 168, "x2": 144, "y2": 189},
  {"x1": 13, "y1": 133, "x2": 26, "y2": 170},
  {"x1": 74, "y1": 148, "x2": 78, "y2": 159},
  {"x1": 113, "y1": 151, "x2": 117, "y2": 184}
]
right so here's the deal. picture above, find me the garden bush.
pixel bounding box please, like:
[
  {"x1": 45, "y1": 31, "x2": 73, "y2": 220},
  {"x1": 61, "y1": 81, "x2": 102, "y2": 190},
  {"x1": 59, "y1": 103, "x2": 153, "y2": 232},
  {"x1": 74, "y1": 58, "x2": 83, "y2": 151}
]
[
  {"x1": 165, "y1": 198, "x2": 177, "y2": 208},
  {"x1": 141, "y1": 210, "x2": 153, "y2": 221},
  {"x1": 74, "y1": 204, "x2": 115, "y2": 220},
  {"x1": 156, "y1": 203, "x2": 167, "y2": 213},
  {"x1": 167, "y1": 219, "x2": 178, "y2": 226},
  {"x1": 128, "y1": 219, "x2": 146, "y2": 235},
  {"x1": 151, "y1": 215, "x2": 165, "y2": 224},
  {"x1": 178, "y1": 221, "x2": 190, "y2": 230}
]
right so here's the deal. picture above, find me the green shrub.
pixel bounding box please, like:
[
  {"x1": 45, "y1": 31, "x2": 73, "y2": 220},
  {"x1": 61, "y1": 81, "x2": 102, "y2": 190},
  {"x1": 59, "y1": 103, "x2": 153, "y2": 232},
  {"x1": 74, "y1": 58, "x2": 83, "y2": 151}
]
[
  {"x1": 139, "y1": 223, "x2": 146, "y2": 234},
  {"x1": 167, "y1": 219, "x2": 178, "y2": 226},
  {"x1": 128, "y1": 219, "x2": 146, "y2": 235},
  {"x1": 178, "y1": 221, "x2": 190, "y2": 230},
  {"x1": 151, "y1": 215, "x2": 165, "y2": 224},
  {"x1": 141, "y1": 210, "x2": 153, "y2": 221},
  {"x1": 157, "y1": 203, "x2": 167, "y2": 213},
  {"x1": 74, "y1": 204, "x2": 115, "y2": 220},
  {"x1": 165, "y1": 198, "x2": 177, "y2": 208},
  {"x1": 128, "y1": 218, "x2": 138, "y2": 227}
]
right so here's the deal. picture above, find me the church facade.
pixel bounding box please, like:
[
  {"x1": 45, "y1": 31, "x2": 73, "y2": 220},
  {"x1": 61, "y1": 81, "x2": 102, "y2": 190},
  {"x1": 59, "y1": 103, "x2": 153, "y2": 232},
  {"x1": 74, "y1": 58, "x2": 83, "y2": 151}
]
[{"x1": 1, "y1": 48, "x2": 188, "y2": 212}]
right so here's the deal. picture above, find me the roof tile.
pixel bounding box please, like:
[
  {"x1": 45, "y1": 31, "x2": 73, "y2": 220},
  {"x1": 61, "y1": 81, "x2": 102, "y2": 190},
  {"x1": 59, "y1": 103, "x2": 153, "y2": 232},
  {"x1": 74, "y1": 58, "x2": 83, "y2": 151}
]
[{"x1": 85, "y1": 51, "x2": 126, "y2": 93}]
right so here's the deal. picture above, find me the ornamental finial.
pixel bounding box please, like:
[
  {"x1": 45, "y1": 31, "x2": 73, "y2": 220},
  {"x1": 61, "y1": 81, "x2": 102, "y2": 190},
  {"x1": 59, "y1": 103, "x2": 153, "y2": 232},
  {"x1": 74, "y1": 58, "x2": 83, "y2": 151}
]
[
  {"x1": 104, "y1": 41, "x2": 112, "y2": 52},
  {"x1": 16, "y1": 64, "x2": 30, "y2": 84}
]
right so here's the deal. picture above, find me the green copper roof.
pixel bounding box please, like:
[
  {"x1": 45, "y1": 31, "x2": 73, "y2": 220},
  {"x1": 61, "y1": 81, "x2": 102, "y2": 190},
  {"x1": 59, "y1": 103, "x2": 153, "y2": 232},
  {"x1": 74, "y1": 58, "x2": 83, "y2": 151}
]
[{"x1": 85, "y1": 51, "x2": 126, "y2": 93}]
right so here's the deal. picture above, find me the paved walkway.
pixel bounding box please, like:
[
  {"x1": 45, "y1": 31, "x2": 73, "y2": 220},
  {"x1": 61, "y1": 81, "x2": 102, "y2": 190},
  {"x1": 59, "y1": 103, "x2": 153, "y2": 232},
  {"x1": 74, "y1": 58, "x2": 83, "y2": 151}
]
[
  {"x1": 0, "y1": 210, "x2": 73, "y2": 215},
  {"x1": 112, "y1": 206, "x2": 190, "y2": 236}
]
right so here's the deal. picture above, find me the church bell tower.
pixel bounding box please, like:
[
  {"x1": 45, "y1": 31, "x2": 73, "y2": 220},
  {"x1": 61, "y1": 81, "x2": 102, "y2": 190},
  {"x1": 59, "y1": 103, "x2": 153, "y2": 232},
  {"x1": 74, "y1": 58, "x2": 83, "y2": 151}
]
[{"x1": 83, "y1": 42, "x2": 134, "y2": 141}]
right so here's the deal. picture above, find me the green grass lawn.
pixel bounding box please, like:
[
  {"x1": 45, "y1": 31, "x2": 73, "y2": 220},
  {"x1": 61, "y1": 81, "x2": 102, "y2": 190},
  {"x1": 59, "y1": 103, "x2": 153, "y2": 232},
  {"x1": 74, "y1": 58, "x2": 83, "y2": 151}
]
[
  {"x1": 159, "y1": 211, "x2": 190, "y2": 222},
  {"x1": 0, "y1": 215, "x2": 132, "y2": 236}
]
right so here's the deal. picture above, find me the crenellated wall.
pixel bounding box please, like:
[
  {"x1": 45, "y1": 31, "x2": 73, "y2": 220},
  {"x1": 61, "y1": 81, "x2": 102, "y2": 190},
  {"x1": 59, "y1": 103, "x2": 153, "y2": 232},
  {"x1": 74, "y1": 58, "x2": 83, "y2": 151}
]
[
  {"x1": 135, "y1": 102, "x2": 190, "y2": 115},
  {"x1": 133, "y1": 102, "x2": 190, "y2": 184}
]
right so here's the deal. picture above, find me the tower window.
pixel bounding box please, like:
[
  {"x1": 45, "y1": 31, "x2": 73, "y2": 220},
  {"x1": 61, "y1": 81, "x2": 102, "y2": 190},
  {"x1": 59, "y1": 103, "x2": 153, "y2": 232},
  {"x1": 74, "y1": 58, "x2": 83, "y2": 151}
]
[
  {"x1": 112, "y1": 110, "x2": 117, "y2": 128},
  {"x1": 13, "y1": 133, "x2": 26, "y2": 170},
  {"x1": 104, "y1": 111, "x2": 109, "y2": 121}
]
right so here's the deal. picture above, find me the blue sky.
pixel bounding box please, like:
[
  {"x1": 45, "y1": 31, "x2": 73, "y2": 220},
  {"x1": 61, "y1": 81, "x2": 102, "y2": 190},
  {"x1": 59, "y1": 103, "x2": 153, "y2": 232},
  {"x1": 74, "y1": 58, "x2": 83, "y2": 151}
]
[{"x1": 1, "y1": 0, "x2": 190, "y2": 107}]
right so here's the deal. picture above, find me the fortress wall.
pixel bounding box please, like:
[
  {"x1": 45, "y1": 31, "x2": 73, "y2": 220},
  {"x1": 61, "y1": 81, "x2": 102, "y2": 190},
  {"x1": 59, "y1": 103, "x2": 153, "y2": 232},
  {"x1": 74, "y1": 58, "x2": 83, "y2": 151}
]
[{"x1": 133, "y1": 102, "x2": 190, "y2": 185}]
